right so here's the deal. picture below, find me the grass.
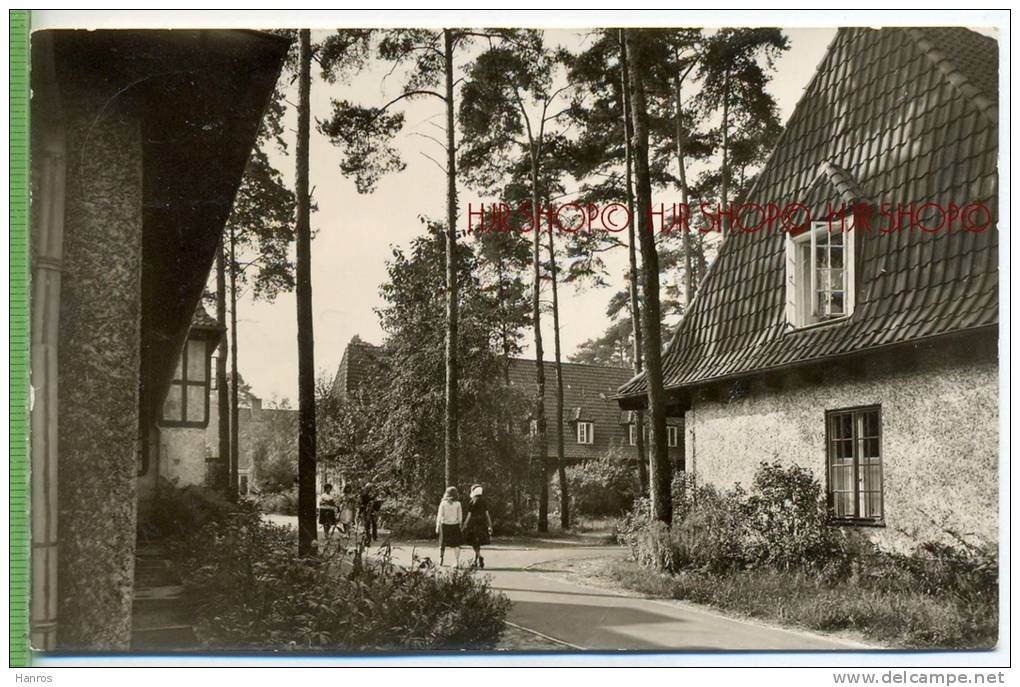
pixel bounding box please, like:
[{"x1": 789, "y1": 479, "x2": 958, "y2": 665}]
[{"x1": 601, "y1": 559, "x2": 998, "y2": 649}]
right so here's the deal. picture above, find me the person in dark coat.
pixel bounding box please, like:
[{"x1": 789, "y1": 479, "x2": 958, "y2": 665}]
[
  {"x1": 462, "y1": 484, "x2": 493, "y2": 568},
  {"x1": 359, "y1": 482, "x2": 379, "y2": 545}
]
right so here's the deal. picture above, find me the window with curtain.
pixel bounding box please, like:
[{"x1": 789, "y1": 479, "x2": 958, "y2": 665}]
[
  {"x1": 577, "y1": 421, "x2": 594, "y2": 445},
  {"x1": 786, "y1": 221, "x2": 855, "y2": 328},
  {"x1": 826, "y1": 405, "x2": 883, "y2": 523}
]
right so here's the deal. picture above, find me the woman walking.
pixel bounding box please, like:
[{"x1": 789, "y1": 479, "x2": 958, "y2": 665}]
[
  {"x1": 337, "y1": 482, "x2": 357, "y2": 535},
  {"x1": 435, "y1": 486, "x2": 463, "y2": 567},
  {"x1": 462, "y1": 484, "x2": 493, "y2": 569},
  {"x1": 317, "y1": 483, "x2": 339, "y2": 539}
]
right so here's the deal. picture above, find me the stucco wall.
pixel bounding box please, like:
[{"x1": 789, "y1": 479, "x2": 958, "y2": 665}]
[
  {"x1": 158, "y1": 427, "x2": 209, "y2": 486},
  {"x1": 685, "y1": 344, "x2": 998, "y2": 551},
  {"x1": 57, "y1": 87, "x2": 143, "y2": 650}
]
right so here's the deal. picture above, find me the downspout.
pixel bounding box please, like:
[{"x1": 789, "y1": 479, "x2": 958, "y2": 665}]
[{"x1": 30, "y1": 38, "x2": 67, "y2": 650}]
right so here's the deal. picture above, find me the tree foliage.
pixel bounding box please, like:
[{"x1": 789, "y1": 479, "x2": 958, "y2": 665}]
[{"x1": 317, "y1": 225, "x2": 532, "y2": 520}]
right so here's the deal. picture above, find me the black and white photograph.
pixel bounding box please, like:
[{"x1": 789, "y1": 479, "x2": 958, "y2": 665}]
[{"x1": 21, "y1": 9, "x2": 1005, "y2": 668}]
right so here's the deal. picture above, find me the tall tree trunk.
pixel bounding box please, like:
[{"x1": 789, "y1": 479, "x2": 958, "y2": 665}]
[
  {"x1": 229, "y1": 228, "x2": 240, "y2": 497},
  {"x1": 674, "y1": 68, "x2": 694, "y2": 309},
  {"x1": 295, "y1": 29, "x2": 317, "y2": 556},
  {"x1": 529, "y1": 152, "x2": 548, "y2": 533},
  {"x1": 625, "y1": 29, "x2": 673, "y2": 525},
  {"x1": 443, "y1": 28, "x2": 459, "y2": 489},
  {"x1": 720, "y1": 70, "x2": 731, "y2": 237},
  {"x1": 216, "y1": 241, "x2": 230, "y2": 494},
  {"x1": 547, "y1": 223, "x2": 569, "y2": 530},
  {"x1": 497, "y1": 255, "x2": 512, "y2": 386},
  {"x1": 619, "y1": 30, "x2": 648, "y2": 495}
]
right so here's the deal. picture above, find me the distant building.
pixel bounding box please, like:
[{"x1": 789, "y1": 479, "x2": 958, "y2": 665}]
[
  {"x1": 206, "y1": 382, "x2": 298, "y2": 495},
  {"x1": 329, "y1": 334, "x2": 386, "y2": 402},
  {"x1": 506, "y1": 358, "x2": 684, "y2": 466},
  {"x1": 327, "y1": 336, "x2": 683, "y2": 473},
  {"x1": 148, "y1": 304, "x2": 224, "y2": 489}
]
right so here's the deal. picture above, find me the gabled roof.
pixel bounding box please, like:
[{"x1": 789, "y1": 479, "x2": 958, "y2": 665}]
[
  {"x1": 508, "y1": 358, "x2": 633, "y2": 420},
  {"x1": 507, "y1": 358, "x2": 641, "y2": 461},
  {"x1": 619, "y1": 27, "x2": 998, "y2": 402},
  {"x1": 190, "y1": 303, "x2": 223, "y2": 333},
  {"x1": 330, "y1": 336, "x2": 385, "y2": 401}
]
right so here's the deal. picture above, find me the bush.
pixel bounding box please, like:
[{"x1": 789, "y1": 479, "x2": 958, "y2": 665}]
[
  {"x1": 257, "y1": 486, "x2": 299, "y2": 515},
  {"x1": 176, "y1": 510, "x2": 511, "y2": 650},
  {"x1": 138, "y1": 478, "x2": 239, "y2": 542},
  {"x1": 553, "y1": 451, "x2": 638, "y2": 519},
  {"x1": 609, "y1": 462, "x2": 999, "y2": 648},
  {"x1": 743, "y1": 462, "x2": 846, "y2": 570}
]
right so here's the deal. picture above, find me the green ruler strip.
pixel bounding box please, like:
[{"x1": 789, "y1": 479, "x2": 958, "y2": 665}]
[{"x1": 10, "y1": 8, "x2": 31, "y2": 668}]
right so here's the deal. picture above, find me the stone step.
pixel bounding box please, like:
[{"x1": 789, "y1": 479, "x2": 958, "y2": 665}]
[
  {"x1": 134, "y1": 558, "x2": 180, "y2": 588},
  {"x1": 131, "y1": 624, "x2": 199, "y2": 651},
  {"x1": 132, "y1": 585, "x2": 191, "y2": 631},
  {"x1": 135, "y1": 543, "x2": 168, "y2": 559}
]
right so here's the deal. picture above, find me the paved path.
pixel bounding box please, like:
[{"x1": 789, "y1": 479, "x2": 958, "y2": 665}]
[
  {"x1": 385, "y1": 538, "x2": 866, "y2": 651},
  {"x1": 267, "y1": 515, "x2": 867, "y2": 652}
]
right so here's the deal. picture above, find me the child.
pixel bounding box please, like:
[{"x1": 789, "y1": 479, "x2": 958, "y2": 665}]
[{"x1": 435, "y1": 486, "x2": 462, "y2": 566}]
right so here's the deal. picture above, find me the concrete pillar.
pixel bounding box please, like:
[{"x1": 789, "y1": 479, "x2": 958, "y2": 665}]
[{"x1": 56, "y1": 85, "x2": 143, "y2": 650}]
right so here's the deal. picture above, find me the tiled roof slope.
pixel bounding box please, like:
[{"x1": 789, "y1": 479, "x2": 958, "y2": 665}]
[
  {"x1": 619, "y1": 27, "x2": 998, "y2": 400},
  {"x1": 330, "y1": 336, "x2": 385, "y2": 401},
  {"x1": 190, "y1": 303, "x2": 223, "y2": 332},
  {"x1": 508, "y1": 358, "x2": 667, "y2": 461}
]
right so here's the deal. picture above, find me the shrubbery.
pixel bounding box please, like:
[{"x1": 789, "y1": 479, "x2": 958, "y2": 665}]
[
  {"x1": 619, "y1": 463, "x2": 872, "y2": 574},
  {"x1": 138, "y1": 478, "x2": 239, "y2": 542},
  {"x1": 616, "y1": 461, "x2": 996, "y2": 591},
  {"x1": 156, "y1": 483, "x2": 510, "y2": 650},
  {"x1": 257, "y1": 486, "x2": 299, "y2": 515},
  {"x1": 551, "y1": 451, "x2": 639, "y2": 519},
  {"x1": 611, "y1": 462, "x2": 998, "y2": 647}
]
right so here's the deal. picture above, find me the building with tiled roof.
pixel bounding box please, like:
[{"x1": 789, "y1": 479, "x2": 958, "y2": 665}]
[
  {"x1": 327, "y1": 336, "x2": 683, "y2": 469},
  {"x1": 618, "y1": 27, "x2": 998, "y2": 550},
  {"x1": 507, "y1": 358, "x2": 683, "y2": 465},
  {"x1": 329, "y1": 335, "x2": 386, "y2": 402}
]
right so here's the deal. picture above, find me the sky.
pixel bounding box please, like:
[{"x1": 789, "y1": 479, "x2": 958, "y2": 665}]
[{"x1": 233, "y1": 28, "x2": 838, "y2": 406}]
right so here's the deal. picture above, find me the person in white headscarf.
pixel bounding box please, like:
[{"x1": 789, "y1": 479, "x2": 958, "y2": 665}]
[{"x1": 462, "y1": 484, "x2": 493, "y2": 568}]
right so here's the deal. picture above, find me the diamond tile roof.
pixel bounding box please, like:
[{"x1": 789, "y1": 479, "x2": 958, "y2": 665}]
[{"x1": 619, "y1": 27, "x2": 998, "y2": 402}]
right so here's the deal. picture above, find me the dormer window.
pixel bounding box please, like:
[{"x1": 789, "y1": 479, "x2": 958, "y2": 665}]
[
  {"x1": 785, "y1": 221, "x2": 855, "y2": 328},
  {"x1": 577, "y1": 421, "x2": 594, "y2": 445}
]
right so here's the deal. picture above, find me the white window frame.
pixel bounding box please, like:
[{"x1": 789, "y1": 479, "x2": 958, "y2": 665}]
[
  {"x1": 577, "y1": 421, "x2": 594, "y2": 445},
  {"x1": 785, "y1": 221, "x2": 855, "y2": 329},
  {"x1": 628, "y1": 424, "x2": 637, "y2": 446},
  {"x1": 667, "y1": 425, "x2": 679, "y2": 448}
]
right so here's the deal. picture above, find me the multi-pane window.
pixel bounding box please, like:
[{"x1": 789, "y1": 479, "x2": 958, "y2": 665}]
[
  {"x1": 667, "y1": 425, "x2": 679, "y2": 448},
  {"x1": 826, "y1": 406, "x2": 883, "y2": 523},
  {"x1": 161, "y1": 338, "x2": 211, "y2": 427},
  {"x1": 786, "y1": 222, "x2": 855, "y2": 328},
  {"x1": 577, "y1": 421, "x2": 594, "y2": 445}
]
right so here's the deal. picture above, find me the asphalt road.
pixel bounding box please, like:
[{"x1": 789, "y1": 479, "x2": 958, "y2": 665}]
[
  {"x1": 381, "y1": 537, "x2": 868, "y2": 652},
  {"x1": 265, "y1": 515, "x2": 867, "y2": 651}
]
